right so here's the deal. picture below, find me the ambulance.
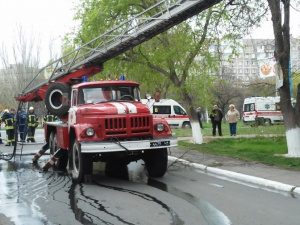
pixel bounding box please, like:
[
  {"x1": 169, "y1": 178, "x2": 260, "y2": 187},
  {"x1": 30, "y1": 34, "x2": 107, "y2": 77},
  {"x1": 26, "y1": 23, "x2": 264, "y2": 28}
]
[
  {"x1": 142, "y1": 99, "x2": 191, "y2": 128},
  {"x1": 243, "y1": 96, "x2": 295, "y2": 126}
]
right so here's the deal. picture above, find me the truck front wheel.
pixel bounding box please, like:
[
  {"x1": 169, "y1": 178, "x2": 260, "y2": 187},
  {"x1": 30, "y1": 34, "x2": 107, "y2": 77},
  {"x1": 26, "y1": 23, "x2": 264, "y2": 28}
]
[
  {"x1": 71, "y1": 140, "x2": 93, "y2": 183},
  {"x1": 144, "y1": 148, "x2": 168, "y2": 177}
]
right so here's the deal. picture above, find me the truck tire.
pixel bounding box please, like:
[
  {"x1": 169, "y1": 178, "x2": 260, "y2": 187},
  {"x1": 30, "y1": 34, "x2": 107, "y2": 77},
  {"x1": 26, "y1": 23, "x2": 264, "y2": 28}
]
[
  {"x1": 55, "y1": 149, "x2": 69, "y2": 170},
  {"x1": 264, "y1": 119, "x2": 272, "y2": 126},
  {"x1": 144, "y1": 148, "x2": 168, "y2": 177},
  {"x1": 182, "y1": 122, "x2": 191, "y2": 129},
  {"x1": 49, "y1": 131, "x2": 57, "y2": 155},
  {"x1": 49, "y1": 131, "x2": 68, "y2": 170},
  {"x1": 45, "y1": 82, "x2": 71, "y2": 116},
  {"x1": 71, "y1": 139, "x2": 93, "y2": 183}
]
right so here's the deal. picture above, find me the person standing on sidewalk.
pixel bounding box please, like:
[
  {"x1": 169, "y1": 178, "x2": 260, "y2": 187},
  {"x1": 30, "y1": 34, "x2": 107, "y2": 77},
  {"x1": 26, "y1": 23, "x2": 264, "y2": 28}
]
[
  {"x1": 27, "y1": 107, "x2": 38, "y2": 143},
  {"x1": 2, "y1": 109, "x2": 15, "y2": 146},
  {"x1": 209, "y1": 104, "x2": 223, "y2": 136},
  {"x1": 226, "y1": 104, "x2": 240, "y2": 136},
  {"x1": 0, "y1": 111, "x2": 3, "y2": 144},
  {"x1": 196, "y1": 107, "x2": 204, "y2": 129}
]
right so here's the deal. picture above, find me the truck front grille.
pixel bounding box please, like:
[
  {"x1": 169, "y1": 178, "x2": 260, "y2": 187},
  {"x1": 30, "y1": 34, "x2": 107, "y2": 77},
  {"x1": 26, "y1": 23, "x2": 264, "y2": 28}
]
[{"x1": 104, "y1": 115, "x2": 151, "y2": 136}]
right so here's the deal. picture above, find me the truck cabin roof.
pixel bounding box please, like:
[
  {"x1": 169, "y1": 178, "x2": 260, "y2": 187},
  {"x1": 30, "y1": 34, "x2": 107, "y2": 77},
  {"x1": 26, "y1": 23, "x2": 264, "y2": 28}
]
[{"x1": 73, "y1": 80, "x2": 139, "y2": 89}]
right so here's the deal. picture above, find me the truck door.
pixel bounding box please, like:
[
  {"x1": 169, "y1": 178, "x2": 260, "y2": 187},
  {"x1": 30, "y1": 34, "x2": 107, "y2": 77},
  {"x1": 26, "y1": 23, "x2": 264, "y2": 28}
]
[
  {"x1": 172, "y1": 105, "x2": 189, "y2": 127},
  {"x1": 243, "y1": 102, "x2": 256, "y2": 124},
  {"x1": 69, "y1": 89, "x2": 77, "y2": 129}
]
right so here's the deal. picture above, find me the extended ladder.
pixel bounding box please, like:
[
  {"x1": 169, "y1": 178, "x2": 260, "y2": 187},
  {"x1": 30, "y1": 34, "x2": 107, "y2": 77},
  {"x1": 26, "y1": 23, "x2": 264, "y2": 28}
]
[{"x1": 17, "y1": 0, "x2": 221, "y2": 101}]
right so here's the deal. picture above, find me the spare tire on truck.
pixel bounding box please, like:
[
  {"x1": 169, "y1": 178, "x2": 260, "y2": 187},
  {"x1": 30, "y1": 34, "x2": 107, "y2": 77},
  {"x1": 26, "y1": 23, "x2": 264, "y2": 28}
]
[{"x1": 45, "y1": 82, "x2": 71, "y2": 116}]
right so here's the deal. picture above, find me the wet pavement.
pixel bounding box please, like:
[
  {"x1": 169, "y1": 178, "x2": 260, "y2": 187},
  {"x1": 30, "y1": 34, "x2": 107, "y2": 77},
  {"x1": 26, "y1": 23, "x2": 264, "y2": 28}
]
[{"x1": 1, "y1": 131, "x2": 300, "y2": 224}]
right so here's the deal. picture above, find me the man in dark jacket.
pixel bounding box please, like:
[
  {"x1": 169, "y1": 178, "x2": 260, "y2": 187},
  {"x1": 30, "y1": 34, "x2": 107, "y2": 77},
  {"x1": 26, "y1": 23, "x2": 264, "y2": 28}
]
[
  {"x1": 2, "y1": 109, "x2": 15, "y2": 146},
  {"x1": 0, "y1": 111, "x2": 3, "y2": 144},
  {"x1": 209, "y1": 104, "x2": 223, "y2": 136},
  {"x1": 196, "y1": 107, "x2": 204, "y2": 129}
]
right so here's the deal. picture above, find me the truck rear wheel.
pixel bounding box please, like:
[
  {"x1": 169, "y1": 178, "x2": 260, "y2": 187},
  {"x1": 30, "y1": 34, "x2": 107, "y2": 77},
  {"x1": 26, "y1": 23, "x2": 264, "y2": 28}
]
[
  {"x1": 45, "y1": 82, "x2": 71, "y2": 116},
  {"x1": 49, "y1": 131, "x2": 57, "y2": 155},
  {"x1": 71, "y1": 139, "x2": 93, "y2": 183},
  {"x1": 49, "y1": 131, "x2": 68, "y2": 170},
  {"x1": 264, "y1": 119, "x2": 272, "y2": 126},
  {"x1": 144, "y1": 148, "x2": 168, "y2": 177},
  {"x1": 182, "y1": 122, "x2": 191, "y2": 129}
]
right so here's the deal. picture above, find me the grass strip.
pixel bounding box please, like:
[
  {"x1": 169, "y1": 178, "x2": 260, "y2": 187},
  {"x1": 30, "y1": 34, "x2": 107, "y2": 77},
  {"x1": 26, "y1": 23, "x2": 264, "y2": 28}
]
[{"x1": 178, "y1": 136, "x2": 300, "y2": 170}]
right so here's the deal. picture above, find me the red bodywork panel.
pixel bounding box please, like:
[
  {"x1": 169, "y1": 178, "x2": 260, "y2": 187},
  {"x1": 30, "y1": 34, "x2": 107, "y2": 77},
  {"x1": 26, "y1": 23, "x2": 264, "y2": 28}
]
[{"x1": 15, "y1": 65, "x2": 102, "y2": 102}]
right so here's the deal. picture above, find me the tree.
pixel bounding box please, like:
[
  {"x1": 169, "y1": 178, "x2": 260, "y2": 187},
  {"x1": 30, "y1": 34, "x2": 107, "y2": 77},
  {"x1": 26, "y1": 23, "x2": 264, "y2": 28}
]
[
  {"x1": 211, "y1": 76, "x2": 243, "y2": 120},
  {"x1": 0, "y1": 25, "x2": 41, "y2": 108},
  {"x1": 267, "y1": 0, "x2": 300, "y2": 157},
  {"x1": 68, "y1": 0, "x2": 268, "y2": 143}
]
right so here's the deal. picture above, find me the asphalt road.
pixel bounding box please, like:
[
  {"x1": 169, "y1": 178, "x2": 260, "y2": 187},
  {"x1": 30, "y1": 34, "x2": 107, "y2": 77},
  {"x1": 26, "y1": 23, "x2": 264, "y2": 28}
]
[{"x1": 1, "y1": 130, "x2": 300, "y2": 225}]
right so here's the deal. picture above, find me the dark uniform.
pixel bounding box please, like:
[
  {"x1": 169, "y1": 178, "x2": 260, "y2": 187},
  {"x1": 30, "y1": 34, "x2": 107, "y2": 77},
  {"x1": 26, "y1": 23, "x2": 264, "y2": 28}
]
[
  {"x1": 209, "y1": 105, "x2": 223, "y2": 136},
  {"x1": 27, "y1": 107, "x2": 38, "y2": 143},
  {"x1": 2, "y1": 110, "x2": 15, "y2": 146},
  {"x1": 0, "y1": 113, "x2": 3, "y2": 144},
  {"x1": 18, "y1": 110, "x2": 27, "y2": 142},
  {"x1": 43, "y1": 112, "x2": 58, "y2": 124}
]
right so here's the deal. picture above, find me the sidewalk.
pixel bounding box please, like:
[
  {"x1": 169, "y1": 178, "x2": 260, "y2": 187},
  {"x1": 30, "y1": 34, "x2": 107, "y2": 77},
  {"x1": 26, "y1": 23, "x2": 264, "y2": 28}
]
[{"x1": 171, "y1": 136, "x2": 300, "y2": 195}]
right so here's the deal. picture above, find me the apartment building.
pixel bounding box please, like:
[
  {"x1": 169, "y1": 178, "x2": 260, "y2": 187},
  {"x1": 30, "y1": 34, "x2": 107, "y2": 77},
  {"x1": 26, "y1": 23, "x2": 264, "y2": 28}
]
[{"x1": 216, "y1": 37, "x2": 300, "y2": 82}]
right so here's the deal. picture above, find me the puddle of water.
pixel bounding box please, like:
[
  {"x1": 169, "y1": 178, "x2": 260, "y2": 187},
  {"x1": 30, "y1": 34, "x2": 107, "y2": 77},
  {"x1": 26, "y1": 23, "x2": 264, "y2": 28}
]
[
  {"x1": 147, "y1": 178, "x2": 232, "y2": 225},
  {"x1": 0, "y1": 158, "x2": 53, "y2": 225}
]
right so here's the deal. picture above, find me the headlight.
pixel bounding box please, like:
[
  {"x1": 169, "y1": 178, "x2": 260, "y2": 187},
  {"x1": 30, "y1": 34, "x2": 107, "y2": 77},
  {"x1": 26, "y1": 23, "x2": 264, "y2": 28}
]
[
  {"x1": 86, "y1": 127, "x2": 95, "y2": 136},
  {"x1": 156, "y1": 123, "x2": 164, "y2": 132}
]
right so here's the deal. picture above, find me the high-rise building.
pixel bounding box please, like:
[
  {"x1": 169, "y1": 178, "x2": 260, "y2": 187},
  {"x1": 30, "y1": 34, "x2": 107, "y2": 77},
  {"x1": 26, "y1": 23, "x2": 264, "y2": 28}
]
[{"x1": 216, "y1": 37, "x2": 300, "y2": 82}]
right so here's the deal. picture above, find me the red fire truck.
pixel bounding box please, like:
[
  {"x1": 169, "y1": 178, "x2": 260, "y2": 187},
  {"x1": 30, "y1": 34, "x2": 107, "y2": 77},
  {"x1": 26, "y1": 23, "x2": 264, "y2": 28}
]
[{"x1": 15, "y1": 66, "x2": 177, "y2": 183}]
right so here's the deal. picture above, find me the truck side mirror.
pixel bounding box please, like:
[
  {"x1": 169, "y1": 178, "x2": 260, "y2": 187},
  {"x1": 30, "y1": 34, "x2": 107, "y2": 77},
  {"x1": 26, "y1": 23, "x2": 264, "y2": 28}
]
[{"x1": 62, "y1": 93, "x2": 69, "y2": 106}]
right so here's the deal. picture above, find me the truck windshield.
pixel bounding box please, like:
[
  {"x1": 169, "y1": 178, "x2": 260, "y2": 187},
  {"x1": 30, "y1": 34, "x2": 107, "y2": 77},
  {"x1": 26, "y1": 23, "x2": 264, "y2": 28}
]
[{"x1": 78, "y1": 86, "x2": 140, "y2": 105}]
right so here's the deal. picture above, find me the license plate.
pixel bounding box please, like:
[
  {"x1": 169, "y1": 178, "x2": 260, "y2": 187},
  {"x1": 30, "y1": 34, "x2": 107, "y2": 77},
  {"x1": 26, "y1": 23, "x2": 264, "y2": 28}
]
[{"x1": 150, "y1": 141, "x2": 170, "y2": 147}]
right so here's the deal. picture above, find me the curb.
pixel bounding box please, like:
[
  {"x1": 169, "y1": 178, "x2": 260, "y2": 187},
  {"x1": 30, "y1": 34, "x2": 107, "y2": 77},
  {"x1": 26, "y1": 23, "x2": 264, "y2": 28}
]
[{"x1": 168, "y1": 156, "x2": 300, "y2": 195}]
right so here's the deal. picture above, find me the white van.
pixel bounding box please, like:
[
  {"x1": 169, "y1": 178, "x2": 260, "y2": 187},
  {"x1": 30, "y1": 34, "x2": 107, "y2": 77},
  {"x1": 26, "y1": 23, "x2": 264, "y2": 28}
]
[
  {"x1": 141, "y1": 99, "x2": 190, "y2": 128},
  {"x1": 243, "y1": 96, "x2": 295, "y2": 126}
]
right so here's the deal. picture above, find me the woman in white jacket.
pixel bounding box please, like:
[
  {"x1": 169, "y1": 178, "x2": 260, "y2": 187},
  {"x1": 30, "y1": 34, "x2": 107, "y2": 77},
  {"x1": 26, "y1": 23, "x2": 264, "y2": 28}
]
[{"x1": 226, "y1": 104, "x2": 240, "y2": 136}]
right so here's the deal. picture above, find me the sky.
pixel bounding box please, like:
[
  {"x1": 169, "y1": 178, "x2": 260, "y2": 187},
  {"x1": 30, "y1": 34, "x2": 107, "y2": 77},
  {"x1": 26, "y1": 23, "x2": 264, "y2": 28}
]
[
  {"x1": 0, "y1": 0, "x2": 79, "y2": 66},
  {"x1": 0, "y1": 0, "x2": 299, "y2": 67}
]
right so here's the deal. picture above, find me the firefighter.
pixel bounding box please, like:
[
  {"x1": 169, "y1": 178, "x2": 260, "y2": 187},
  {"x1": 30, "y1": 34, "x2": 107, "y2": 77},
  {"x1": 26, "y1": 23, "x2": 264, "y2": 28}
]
[
  {"x1": 2, "y1": 109, "x2": 15, "y2": 146},
  {"x1": 0, "y1": 110, "x2": 3, "y2": 144},
  {"x1": 10, "y1": 108, "x2": 16, "y2": 117},
  {"x1": 27, "y1": 107, "x2": 38, "y2": 143},
  {"x1": 43, "y1": 111, "x2": 58, "y2": 125},
  {"x1": 18, "y1": 109, "x2": 27, "y2": 142}
]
